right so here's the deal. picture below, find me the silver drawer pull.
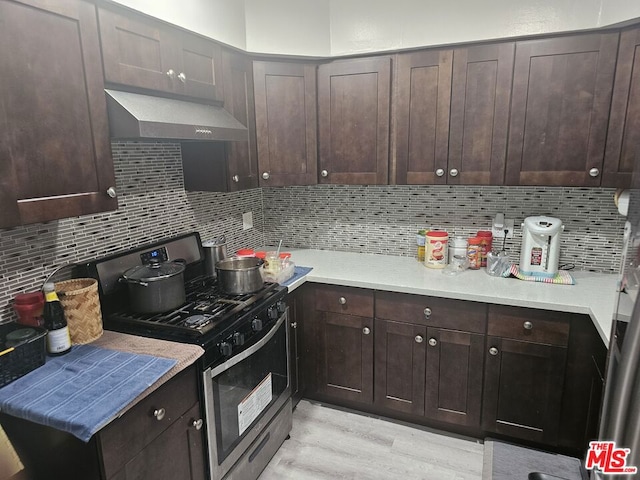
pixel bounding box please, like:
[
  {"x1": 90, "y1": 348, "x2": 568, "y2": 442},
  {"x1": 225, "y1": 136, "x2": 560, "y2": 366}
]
[
  {"x1": 435, "y1": 168, "x2": 445, "y2": 177},
  {"x1": 232, "y1": 175, "x2": 240, "y2": 183},
  {"x1": 192, "y1": 418, "x2": 203, "y2": 430},
  {"x1": 153, "y1": 408, "x2": 166, "y2": 421},
  {"x1": 428, "y1": 337, "x2": 437, "y2": 347},
  {"x1": 321, "y1": 169, "x2": 329, "y2": 177},
  {"x1": 523, "y1": 321, "x2": 533, "y2": 330},
  {"x1": 589, "y1": 168, "x2": 600, "y2": 177},
  {"x1": 489, "y1": 347, "x2": 499, "y2": 356},
  {"x1": 415, "y1": 335, "x2": 424, "y2": 344},
  {"x1": 449, "y1": 168, "x2": 459, "y2": 177},
  {"x1": 339, "y1": 297, "x2": 347, "y2": 305},
  {"x1": 363, "y1": 327, "x2": 371, "y2": 335},
  {"x1": 262, "y1": 172, "x2": 270, "y2": 180},
  {"x1": 423, "y1": 307, "x2": 432, "y2": 318}
]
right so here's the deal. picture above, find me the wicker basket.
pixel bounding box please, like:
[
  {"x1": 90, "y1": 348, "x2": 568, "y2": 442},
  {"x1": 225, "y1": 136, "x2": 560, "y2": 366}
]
[{"x1": 55, "y1": 278, "x2": 103, "y2": 344}]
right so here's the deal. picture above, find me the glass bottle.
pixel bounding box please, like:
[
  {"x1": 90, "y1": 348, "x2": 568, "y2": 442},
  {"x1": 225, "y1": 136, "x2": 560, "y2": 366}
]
[{"x1": 43, "y1": 282, "x2": 71, "y2": 356}]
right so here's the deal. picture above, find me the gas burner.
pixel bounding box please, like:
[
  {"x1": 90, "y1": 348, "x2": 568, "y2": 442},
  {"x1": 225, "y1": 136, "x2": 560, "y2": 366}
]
[{"x1": 184, "y1": 314, "x2": 211, "y2": 328}]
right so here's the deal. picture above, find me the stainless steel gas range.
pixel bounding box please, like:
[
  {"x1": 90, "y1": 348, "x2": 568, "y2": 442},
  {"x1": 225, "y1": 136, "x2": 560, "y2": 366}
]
[{"x1": 82, "y1": 232, "x2": 292, "y2": 480}]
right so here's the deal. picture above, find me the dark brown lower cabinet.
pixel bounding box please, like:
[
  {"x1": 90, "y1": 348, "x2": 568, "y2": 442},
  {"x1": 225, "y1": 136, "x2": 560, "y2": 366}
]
[
  {"x1": 482, "y1": 336, "x2": 567, "y2": 445},
  {"x1": 314, "y1": 311, "x2": 374, "y2": 405},
  {"x1": 374, "y1": 319, "x2": 426, "y2": 415},
  {"x1": 425, "y1": 327, "x2": 484, "y2": 427}
]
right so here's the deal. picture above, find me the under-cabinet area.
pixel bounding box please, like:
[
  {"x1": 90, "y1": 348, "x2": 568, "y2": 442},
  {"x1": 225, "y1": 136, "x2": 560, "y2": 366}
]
[{"x1": 295, "y1": 283, "x2": 607, "y2": 456}]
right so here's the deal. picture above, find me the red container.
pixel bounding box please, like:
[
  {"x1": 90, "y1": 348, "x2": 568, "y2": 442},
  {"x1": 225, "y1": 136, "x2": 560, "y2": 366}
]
[
  {"x1": 14, "y1": 292, "x2": 45, "y2": 327},
  {"x1": 477, "y1": 231, "x2": 493, "y2": 267}
]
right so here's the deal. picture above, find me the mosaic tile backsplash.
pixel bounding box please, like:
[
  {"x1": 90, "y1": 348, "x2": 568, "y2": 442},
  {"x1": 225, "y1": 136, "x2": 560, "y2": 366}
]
[
  {"x1": 0, "y1": 140, "x2": 628, "y2": 324},
  {"x1": 263, "y1": 185, "x2": 626, "y2": 274}
]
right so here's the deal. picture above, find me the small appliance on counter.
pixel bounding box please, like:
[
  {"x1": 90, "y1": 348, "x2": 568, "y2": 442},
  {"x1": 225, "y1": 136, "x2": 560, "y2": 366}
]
[{"x1": 519, "y1": 216, "x2": 564, "y2": 277}]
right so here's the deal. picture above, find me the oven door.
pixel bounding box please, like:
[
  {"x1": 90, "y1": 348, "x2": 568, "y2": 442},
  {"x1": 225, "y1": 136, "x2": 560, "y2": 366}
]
[{"x1": 203, "y1": 309, "x2": 290, "y2": 479}]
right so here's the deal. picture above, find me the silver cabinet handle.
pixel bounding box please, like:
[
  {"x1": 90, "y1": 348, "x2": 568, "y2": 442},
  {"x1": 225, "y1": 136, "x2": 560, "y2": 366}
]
[
  {"x1": 192, "y1": 418, "x2": 203, "y2": 430},
  {"x1": 153, "y1": 408, "x2": 166, "y2": 421},
  {"x1": 262, "y1": 172, "x2": 270, "y2": 180},
  {"x1": 166, "y1": 69, "x2": 176, "y2": 79},
  {"x1": 415, "y1": 335, "x2": 424, "y2": 344},
  {"x1": 428, "y1": 337, "x2": 437, "y2": 347},
  {"x1": 232, "y1": 175, "x2": 239, "y2": 183},
  {"x1": 589, "y1": 168, "x2": 600, "y2": 177},
  {"x1": 321, "y1": 170, "x2": 328, "y2": 177},
  {"x1": 523, "y1": 321, "x2": 533, "y2": 330},
  {"x1": 290, "y1": 322, "x2": 297, "y2": 328},
  {"x1": 106, "y1": 187, "x2": 117, "y2": 198},
  {"x1": 178, "y1": 72, "x2": 187, "y2": 83},
  {"x1": 435, "y1": 168, "x2": 445, "y2": 177},
  {"x1": 450, "y1": 168, "x2": 459, "y2": 177},
  {"x1": 423, "y1": 307, "x2": 432, "y2": 319},
  {"x1": 339, "y1": 296, "x2": 347, "y2": 305},
  {"x1": 489, "y1": 347, "x2": 499, "y2": 356},
  {"x1": 363, "y1": 327, "x2": 371, "y2": 335}
]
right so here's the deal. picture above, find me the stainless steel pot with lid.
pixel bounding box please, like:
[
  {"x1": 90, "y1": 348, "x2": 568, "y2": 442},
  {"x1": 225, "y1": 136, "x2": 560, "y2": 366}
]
[{"x1": 120, "y1": 259, "x2": 186, "y2": 313}]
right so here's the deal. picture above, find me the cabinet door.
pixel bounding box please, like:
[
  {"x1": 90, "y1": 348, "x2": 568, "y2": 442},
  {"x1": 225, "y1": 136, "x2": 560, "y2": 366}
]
[
  {"x1": 316, "y1": 311, "x2": 374, "y2": 405},
  {"x1": 394, "y1": 50, "x2": 452, "y2": 185},
  {"x1": 108, "y1": 403, "x2": 206, "y2": 480},
  {"x1": 318, "y1": 57, "x2": 391, "y2": 185},
  {"x1": 482, "y1": 337, "x2": 567, "y2": 445},
  {"x1": 425, "y1": 328, "x2": 484, "y2": 427},
  {"x1": 253, "y1": 61, "x2": 318, "y2": 186},
  {"x1": 603, "y1": 27, "x2": 640, "y2": 188},
  {"x1": 98, "y1": 7, "x2": 178, "y2": 94},
  {"x1": 178, "y1": 32, "x2": 223, "y2": 101},
  {"x1": 374, "y1": 319, "x2": 426, "y2": 415},
  {"x1": 0, "y1": 0, "x2": 116, "y2": 228},
  {"x1": 506, "y1": 33, "x2": 618, "y2": 186},
  {"x1": 449, "y1": 43, "x2": 514, "y2": 185},
  {"x1": 222, "y1": 50, "x2": 258, "y2": 191}
]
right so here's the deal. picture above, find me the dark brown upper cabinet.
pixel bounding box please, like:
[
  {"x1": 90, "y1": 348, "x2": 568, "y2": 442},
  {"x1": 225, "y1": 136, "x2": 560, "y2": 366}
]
[
  {"x1": 98, "y1": 7, "x2": 223, "y2": 102},
  {"x1": 394, "y1": 49, "x2": 453, "y2": 184},
  {"x1": 0, "y1": 0, "x2": 117, "y2": 229},
  {"x1": 253, "y1": 61, "x2": 318, "y2": 186},
  {"x1": 318, "y1": 57, "x2": 391, "y2": 185},
  {"x1": 603, "y1": 27, "x2": 640, "y2": 188},
  {"x1": 505, "y1": 33, "x2": 619, "y2": 186}
]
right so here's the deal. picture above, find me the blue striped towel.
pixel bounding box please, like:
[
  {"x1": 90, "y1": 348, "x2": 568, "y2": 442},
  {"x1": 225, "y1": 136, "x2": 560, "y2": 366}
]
[
  {"x1": 0, "y1": 345, "x2": 176, "y2": 442},
  {"x1": 281, "y1": 266, "x2": 313, "y2": 287}
]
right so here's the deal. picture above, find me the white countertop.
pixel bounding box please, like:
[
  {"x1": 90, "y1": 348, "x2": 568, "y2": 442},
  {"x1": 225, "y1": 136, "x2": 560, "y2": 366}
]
[{"x1": 285, "y1": 249, "x2": 624, "y2": 345}]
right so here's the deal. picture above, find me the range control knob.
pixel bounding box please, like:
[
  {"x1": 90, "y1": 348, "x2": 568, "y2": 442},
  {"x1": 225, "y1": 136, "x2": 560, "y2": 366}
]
[
  {"x1": 276, "y1": 300, "x2": 287, "y2": 314},
  {"x1": 252, "y1": 318, "x2": 263, "y2": 332},
  {"x1": 267, "y1": 306, "x2": 279, "y2": 320},
  {"x1": 233, "y1": 332, "x2": 245, "y2": 346},
  {"x1": 219, "y1": 341, "x2": 233, "y2": 357}
]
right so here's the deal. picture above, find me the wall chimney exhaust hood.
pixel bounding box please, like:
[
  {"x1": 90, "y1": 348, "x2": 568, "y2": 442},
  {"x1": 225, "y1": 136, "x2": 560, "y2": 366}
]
[{"x1": 105, "y1": 89, "x2": 248, "y2": 142}]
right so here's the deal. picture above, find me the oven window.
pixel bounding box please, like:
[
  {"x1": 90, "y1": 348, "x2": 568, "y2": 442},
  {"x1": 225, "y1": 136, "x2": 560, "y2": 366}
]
[{"x1": 211, "y1": 318, "x2": 288, "y2": 462}]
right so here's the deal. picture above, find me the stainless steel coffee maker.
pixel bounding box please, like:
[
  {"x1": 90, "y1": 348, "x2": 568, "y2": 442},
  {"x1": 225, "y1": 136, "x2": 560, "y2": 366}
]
[{"x1": 202, "y1": 236, "x2": 227, "y2": 278}]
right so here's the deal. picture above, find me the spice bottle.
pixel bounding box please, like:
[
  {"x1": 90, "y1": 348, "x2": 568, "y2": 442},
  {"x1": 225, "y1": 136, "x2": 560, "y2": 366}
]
[
  {"x1": 43, "y1": 283, "x2": 71, "y2": 356},
  {"x1": 476, "y1": 231, "x2": 493, "y2": 267},
  {"x1": 425, "y1": 231, "x2": 449, "y2": 269},
  {"x1": 416, "y1": 230, "x2": 426, "y2": 263},
  {"x1": 466, "y1": 237, "x2": 482, "y2": 270}
]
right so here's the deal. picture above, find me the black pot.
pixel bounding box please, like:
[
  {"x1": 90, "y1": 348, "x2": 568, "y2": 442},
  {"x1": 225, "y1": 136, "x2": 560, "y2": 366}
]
[{"x1": 120, "y1": 260, "x2": 186, "y2": 313}]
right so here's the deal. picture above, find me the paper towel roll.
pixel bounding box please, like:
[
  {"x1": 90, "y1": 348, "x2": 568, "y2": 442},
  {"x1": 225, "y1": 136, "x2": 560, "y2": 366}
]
[{"x1": 615, "y1": 189, "x2": 630, "y2": 216}]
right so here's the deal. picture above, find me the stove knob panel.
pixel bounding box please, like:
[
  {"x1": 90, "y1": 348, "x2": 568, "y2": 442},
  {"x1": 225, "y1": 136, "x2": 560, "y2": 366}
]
[
  {"x1": 252, "y1": 318, "x2": 263, "y2": 332},
  {"x1": 219, "y1": 341, "x2": 233, "y2": 357},
  {"x1": 276, "y1": 300, "x2": 287, "y2": 314},
  {"x1": 233, "y1": 332, "x2": 245, "y2": 346},
  {"x1": 267, "y1": 306, "x2": 279, "y2": 320}
]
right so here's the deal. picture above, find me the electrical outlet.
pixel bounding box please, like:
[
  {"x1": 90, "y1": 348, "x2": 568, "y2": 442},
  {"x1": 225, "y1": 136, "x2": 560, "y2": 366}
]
[
  {"x1": 242, "y1": 211, "x2": 253, "y2": 230},
  {"x1": 491, "y1": 219, "x2": 514, "y2": 238}
]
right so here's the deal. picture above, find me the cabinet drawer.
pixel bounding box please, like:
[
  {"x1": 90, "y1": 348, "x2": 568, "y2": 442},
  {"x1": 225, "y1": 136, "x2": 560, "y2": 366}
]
[
  {"x1": 99, "y1": 366, "x2": 199, "y2": 478},
  {"x1": 375, "y1": 291, "x2": 487, "y2": 333},
  {"x1": 488, "y1": 305, "x2": 570, "y2": 346},
  {"x1": 315, "y1": 284, "x2": 374, "y2": 317}
]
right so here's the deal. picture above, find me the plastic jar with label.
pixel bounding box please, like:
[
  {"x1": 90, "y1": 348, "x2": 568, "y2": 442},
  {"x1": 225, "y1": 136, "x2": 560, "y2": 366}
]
[
  {"x1": 424, "y1": 231, "x2": 449, "y2": 269},
  {"x1": 476, "y1": 231, "x2": 493, "y2": 267},
  {"x1": 449, "y1": 237, "x2": 468, "y2": 264},
  {"x1": 467, "y1": 237, "x2": 482, "y2": 269}
]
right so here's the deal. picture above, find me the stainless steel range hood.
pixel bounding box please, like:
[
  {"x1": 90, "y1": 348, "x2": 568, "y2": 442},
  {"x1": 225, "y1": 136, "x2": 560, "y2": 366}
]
[{"x1": 105, "y1": 89, "x2": 248, "y2": 141}]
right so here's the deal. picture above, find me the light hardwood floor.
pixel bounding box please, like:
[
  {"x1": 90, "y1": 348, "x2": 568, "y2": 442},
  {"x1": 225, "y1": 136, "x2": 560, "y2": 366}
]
[{"x1": 259, "y1": 400, "x2": 484, "y2": 480}]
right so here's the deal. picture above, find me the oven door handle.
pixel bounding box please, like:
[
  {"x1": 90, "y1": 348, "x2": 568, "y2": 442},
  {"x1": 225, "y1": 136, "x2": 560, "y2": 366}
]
[{"x1": 208, "y1": 310, "x2": 287, "y2": 378}]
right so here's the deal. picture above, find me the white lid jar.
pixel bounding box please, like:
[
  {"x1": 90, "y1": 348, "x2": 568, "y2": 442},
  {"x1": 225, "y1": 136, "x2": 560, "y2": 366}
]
[{"x1": 449, "y1": 237, "x2": 468, "y2": 263}]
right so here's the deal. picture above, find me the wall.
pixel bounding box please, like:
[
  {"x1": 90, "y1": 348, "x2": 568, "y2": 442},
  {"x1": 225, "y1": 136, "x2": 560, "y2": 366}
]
[
  {"x1": 263, "y1": 185, "x2": 626, "y2": 274},
  {"x1": 0, "y1": 142, "x2": 264, "y2": 324}
]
